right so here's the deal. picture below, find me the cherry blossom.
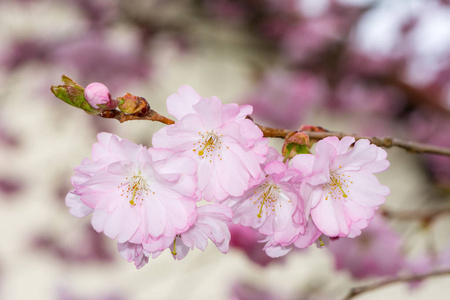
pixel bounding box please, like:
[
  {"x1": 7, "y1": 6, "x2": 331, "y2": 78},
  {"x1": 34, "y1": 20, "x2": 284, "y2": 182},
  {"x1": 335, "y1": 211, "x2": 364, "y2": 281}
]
[
  {"x1": 227, "y1": 149, "x2": 321, "y2": 257},
  {"x1": 66, "y1": 133, "x2": 199, "y2": 249},
  {"x1": 293, "y1": 136, "x2": 390, "y2": 238},
  {"x1": 152, "y1": 85, "x2": 268, "y2": 201}
]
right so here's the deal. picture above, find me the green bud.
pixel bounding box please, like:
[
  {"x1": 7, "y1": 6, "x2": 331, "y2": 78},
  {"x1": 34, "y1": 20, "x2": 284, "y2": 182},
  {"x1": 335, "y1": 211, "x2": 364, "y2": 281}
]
[
  {"x1": 282, "y1": 131, "x2": 311, "y2": 159},
  {"x1": 50, "y1": 75, "x2": 99, "y2": 115}
]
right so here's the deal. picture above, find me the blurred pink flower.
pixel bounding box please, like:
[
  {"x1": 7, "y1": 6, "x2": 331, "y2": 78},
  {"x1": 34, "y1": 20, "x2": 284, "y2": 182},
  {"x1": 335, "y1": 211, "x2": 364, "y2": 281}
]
[
  {"x1": 152, "y1": 85, "x2": 268, "y2": 202},
  {"x1": 406, "y1": 235, "x2": 450, "y2": 289},
  {"x1": 33, "y1": 225, "x2": 114, "y2": 264},
  {"x1": 408, "y1": 112, "x2": 450, "y2": 183},
  {"x1": 230, "y1": 282, "x2": 282, "y2": 300},
  {"x1": 281, "y1": 16, "x2": 344, "y2": 62},
  {"x1": 246, "y1": 71, "x2": 325, "y2": 129},
  {"x1": 328, "y1": 215, "x2": 405, "y2": 279},
  {"x1": 293, "y1": 137, "x2": 390, "y2": 237},
  {"x1": 334, "y1": 77, "x2": 405, "y2": 116},
  {"x1": 228, "y1": 224, "x2": 284, "y2": 266},
  {"x1": 67, "y1": 133, "x2": 199, "y2": 249},
  {"x1": 50, "y1": 33, "x2": 149, "y2": 92}
]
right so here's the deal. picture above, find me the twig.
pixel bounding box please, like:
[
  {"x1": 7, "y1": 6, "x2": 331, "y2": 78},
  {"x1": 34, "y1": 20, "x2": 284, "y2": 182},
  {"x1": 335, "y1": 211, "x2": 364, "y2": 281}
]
[
  {"x1": 256, "y1": 124, "x2": 450, "y2": 157},
  {"x1": 369, "y1": 75, "x2": 450, "y2": 118},
  {"x1": 94, "y1": 108, "x2": 450, "y2": 158},
  {"x1": 99, "y1": 109, "x2": 174, "y2": 125},
  {"x1": 342, "y1": 269, "x2": 450, "y2": 300}
]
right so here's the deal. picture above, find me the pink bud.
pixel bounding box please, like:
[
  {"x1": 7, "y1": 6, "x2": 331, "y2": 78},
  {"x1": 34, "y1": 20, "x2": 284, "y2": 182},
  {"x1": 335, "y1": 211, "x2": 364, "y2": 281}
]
[{"x1": 84, "y1": 82, "x2": 118, "y2": 109}]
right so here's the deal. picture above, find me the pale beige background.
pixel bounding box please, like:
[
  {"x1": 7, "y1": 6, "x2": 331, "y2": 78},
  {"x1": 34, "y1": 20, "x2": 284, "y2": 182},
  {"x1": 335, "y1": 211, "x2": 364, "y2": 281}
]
[{"x1": 0, "y1": 1, "x2": 449, "y2": 299}]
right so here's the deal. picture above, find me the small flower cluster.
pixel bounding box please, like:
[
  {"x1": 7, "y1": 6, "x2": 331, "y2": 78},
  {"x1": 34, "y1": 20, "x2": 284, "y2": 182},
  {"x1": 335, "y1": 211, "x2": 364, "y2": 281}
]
[{"x1": 67, "y1": 85, "x2": 390, "y2": 268}]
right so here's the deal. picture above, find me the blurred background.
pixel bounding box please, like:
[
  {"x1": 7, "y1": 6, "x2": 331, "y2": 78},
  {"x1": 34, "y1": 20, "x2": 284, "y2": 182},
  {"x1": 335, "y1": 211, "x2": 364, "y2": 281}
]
[{"x1": 1, "y1": 0, "x2": 450, "y2": 299}]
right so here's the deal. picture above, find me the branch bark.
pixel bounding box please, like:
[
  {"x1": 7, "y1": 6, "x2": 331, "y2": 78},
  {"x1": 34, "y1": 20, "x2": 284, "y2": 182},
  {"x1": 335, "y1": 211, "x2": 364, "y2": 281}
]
[
  {"x1": 99, "y1": 109, "x2": 175, "y2": 125},
  {"x1": 95, "y1": 108, "x2": 450, "y2": 158},
  {"x1": 256, "y1": 124, "x2": 450, "y2": 157}
]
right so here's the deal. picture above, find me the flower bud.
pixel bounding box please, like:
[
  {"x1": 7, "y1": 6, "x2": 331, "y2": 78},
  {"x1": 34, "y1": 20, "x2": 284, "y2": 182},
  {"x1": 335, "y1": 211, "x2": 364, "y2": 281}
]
[
  {"x1": 118, "y1": 93, "x2": 149, "y2": 115},
  {"x1": 282, "y1": 131, "x2": 310, "y2": 159},
  {"x1": 84, "y1": 82, "x2": 118, "y2": 110},
  {"x1": 51, "y1": 75, "x2": 98, "y2": 115}
]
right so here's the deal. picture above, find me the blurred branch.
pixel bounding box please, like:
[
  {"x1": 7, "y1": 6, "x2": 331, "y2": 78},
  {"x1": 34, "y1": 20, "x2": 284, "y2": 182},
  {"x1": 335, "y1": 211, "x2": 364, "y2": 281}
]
[
  {"x1": 381, "y1": 207, "x2": 450, "y2": 223},
  {"x1": 370, "y1": 75, "x2": 450, "y2": 118},
  {"x1": 342, "y1": 269, "x2": 450, "y2": 300},
  {"x1": 256, "y1": 124, "x2": 450, "y2": 157}
]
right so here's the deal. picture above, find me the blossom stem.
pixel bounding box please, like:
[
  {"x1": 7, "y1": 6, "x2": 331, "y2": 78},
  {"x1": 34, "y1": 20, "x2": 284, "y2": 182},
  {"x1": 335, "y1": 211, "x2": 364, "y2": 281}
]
[
  {"x1": 96, "y1": 105, "x2": 450, "y2": 158},
  {"x1": 256, "y1": 124, "x2": 450, "y2": 157},
  {"x1": 342, "y1": 269, "x2": 450, "y2": 300},
  {"x1": 100, "y1": 109, "x2": 175, "y2": 125}
]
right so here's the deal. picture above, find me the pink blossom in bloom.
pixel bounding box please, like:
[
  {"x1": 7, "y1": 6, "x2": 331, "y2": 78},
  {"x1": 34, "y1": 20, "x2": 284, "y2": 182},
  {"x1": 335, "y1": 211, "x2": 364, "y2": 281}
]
[
  {"x1": 152, "y1": 85, "x2": 268, "y2": 202},
  {"x1": 171, "y1": 203, "x2": 233, "y2": 260},
  {"x1": 293, "y1": 137, "x2": 390, "y2": 238},
  {"x1": 227, "y1": 149, "x2": 321, "y2": 257},
  {"x1": 328, "y1": 215, "x2": 405, "y2": 279},
  {"x1": 84, "y1": 82, "x2": 118, "y2": 109},
  {"x1": 66, "y1": 133, "x2": 199, "y2": 252}
]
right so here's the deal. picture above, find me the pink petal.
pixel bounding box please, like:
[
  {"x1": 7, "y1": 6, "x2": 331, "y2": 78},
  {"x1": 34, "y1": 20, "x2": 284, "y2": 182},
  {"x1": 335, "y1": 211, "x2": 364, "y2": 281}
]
[
  {"x1": 65, "y1": 191, "x2": 93, "y2": 217},
  {"x1": 311, "y1": 198, "x2": 350, "y2": 237},
  {"x1": 293, "y1": 218, "x2": 322, "y2": 248},
  {"x1": 333, "y1": 139, "x2": 377, "y2": 172},
  {"x1": 166, "y1": 85, "x2": 202, "y2": 120},
  {"x1": 192, "y1": 97, "x2": 224, "y2": 129},
  {"x1": 360, "y1": 147, "x2": 390, "y2": 173}
]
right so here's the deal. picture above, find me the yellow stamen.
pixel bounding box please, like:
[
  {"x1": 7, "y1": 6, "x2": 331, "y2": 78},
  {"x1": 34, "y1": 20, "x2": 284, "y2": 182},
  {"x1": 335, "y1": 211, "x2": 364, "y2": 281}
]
[
  {"x1": 330, "y1": 176, "x2": 348, "y2": 198},
  {"x1": 171, "y1": 237, "x2": 177, "y2": 255},
  {"x1": 129, "y1": 185, "x2": 138, "y2": 205},
  {"x1": 318, "y1": 237, "x2": 325, "y2": 247},
  {"x1": 257, "y1": 186, "x2": 275, "y2": 218},
  {"x1": 198, "y1": 137, "x2": 215, "y2": 156}
]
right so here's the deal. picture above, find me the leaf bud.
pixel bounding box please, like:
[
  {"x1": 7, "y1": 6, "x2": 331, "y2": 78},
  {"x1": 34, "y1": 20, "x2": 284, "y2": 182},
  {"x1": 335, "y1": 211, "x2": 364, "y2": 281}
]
[{"x1": 117, "y1": 93, "x2": 150, "y2": 115}]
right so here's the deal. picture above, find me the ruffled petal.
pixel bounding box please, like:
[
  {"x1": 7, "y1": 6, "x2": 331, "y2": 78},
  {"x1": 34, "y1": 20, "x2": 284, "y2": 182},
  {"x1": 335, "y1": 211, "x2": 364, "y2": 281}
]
[{"x1": 166, "y1": 85, "x2": 202, "y2": 120}]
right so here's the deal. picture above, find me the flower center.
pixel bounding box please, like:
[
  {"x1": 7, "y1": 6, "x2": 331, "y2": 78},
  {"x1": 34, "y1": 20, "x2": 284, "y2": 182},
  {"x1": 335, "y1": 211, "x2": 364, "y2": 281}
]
[
  {"x1": 251, "y1": 182, "x2": 281, "y2": 218},
  {"x1": 118, "y1": 172, "x2": 154, "y2": 206},
  {"x1": 193, "y1": 131, "x2": 223, "y2": 160},
  {"x1": 323, "y1": 170, "x2": 352, "y2": 201}
]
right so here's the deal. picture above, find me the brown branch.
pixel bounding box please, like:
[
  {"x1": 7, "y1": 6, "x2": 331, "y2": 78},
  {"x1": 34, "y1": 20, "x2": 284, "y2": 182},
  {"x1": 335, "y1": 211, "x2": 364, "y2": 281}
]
[
  {"x1": 342, "y1": 269, "x2": 450, "y2": 300},
  {"x1": 99, "y1": 109, "x2": 175, "y2": 125},
  {"x1": 256, "y1": 124, "x2": 450, "y2": 157},
  {"x1": 94, "y1": 108, "x2": 450, "y2": 158}
]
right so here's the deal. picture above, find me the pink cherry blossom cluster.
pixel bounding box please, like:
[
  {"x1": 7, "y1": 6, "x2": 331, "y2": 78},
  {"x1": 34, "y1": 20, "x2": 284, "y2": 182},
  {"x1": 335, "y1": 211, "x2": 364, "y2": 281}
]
[{"x1": 67, "y1": 85, "x2": 390, "y2": 269}]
